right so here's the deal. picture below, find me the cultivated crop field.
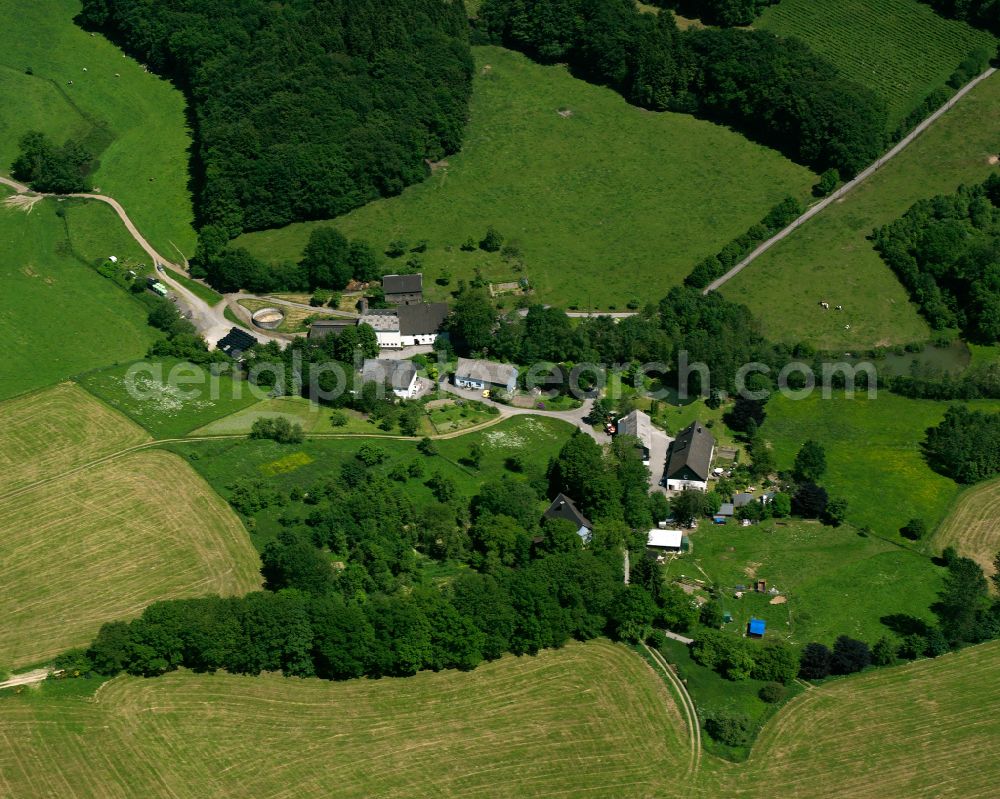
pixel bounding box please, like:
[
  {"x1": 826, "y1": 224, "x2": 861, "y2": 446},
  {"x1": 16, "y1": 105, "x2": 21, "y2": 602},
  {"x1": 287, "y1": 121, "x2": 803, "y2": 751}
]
[
  {"x1": 723, "y1": 72, "x2": 1000, "y2": 349},
  {"x1": 0, "y1": 0, "x2": 196, "y2": 256},
  {"x1": 0, "y1": 383, "x2": 150, "y2": 495},
  {"x1": 0, "y1": 449, "x2": 261, "y2": 668},
  {"x1": 78, "y1": 358, "x2": 263, "y2": 439},
  {"x1": 0, "y1": 199, "x2": 158, "y2": 400},
  {"x1": 757, "y1": 0, "x2": 997, "y2": 128},
  {"x1": 0, "y1": 640, "x2": 689, "y2": 798},
  {"x1": 764, "y1": 393, "x2": 1000, "y2": 542},
  {"x1": 932, "y1": 477, "x2": 1000, "y2": 577},
  {"x1": 236, "y1": 46, "x2": 816, "y2": 310}
]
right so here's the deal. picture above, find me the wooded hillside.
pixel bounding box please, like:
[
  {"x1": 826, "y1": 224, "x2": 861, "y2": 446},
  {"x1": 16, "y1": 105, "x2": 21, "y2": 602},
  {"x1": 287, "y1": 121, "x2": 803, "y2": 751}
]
[{"x1": 79, "y1": 0, "x2": 473, "y2": 235}]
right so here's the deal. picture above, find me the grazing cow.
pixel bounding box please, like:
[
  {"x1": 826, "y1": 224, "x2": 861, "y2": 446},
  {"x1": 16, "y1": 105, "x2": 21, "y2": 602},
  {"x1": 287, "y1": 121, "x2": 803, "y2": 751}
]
[
  {"x1": 819, "y1": 301, "x2": 830, "y2": 310},
  {"x1": 835, "y1": 305, "x2": 843, "y2": 311}
]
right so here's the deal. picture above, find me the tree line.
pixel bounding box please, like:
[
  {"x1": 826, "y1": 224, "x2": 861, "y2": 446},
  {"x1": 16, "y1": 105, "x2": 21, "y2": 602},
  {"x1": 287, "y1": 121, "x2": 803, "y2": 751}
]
[
  {"x1": 79, "y1": 0, "x2": 473, "y2": 238},
  {"x1": 917, "y1": 0, "x2": 1000, "y2": 34},
  {"x1": 477, "y1": 0, "x2": 887, "y2": 177},
  {"x1": 924, "y1": 404, "x2": 1000, "y2": 483},
  {"x1": 873, "y1": 175, "x2": 1000, "y2": 343},
  {"x1": 11, "y1": 131, "x2": 94, "y2": 193},
  {"x1": 61, "y1": 424, "x2": 678, "y2": 682}
]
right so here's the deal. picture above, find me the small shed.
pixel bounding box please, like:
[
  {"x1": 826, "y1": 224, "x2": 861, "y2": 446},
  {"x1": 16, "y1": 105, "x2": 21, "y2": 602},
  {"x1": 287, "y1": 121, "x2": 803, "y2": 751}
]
[
  {"x1": 747, "y1": 618, "x2": 766, "y2": 638},
  {"x1": 718, "y1": 502, "x2": 735, "y2": 517},
  {"x1": 646, "y1": 528, "x2": 683, "y2": 552}
]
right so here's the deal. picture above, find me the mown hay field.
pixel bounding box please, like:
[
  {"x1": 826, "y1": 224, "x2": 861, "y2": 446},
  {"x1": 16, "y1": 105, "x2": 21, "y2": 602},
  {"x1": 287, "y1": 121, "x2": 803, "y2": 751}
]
[
  {"x1": 0, "y1": 449, "x2": 261, "y2": 668},
  {"x1": 4, "y1": 639, "x2": 1000, "y2": 798},
  {"x1": 0, "y1": 383, "x2": 150, "y2": 496},
  {"x1": 0, "y1": 640, "x2": 690, "y2": 798},
  {"x1": 757, "y1": 0, "x2": 997, "y2": 128},
  {"x1": 723, "y1": 72, "x2": 1000, "y2": 350},
  {"x1": 932, "y1": 477, "x2": 1000, "y2": 578},
  {"x1": 236, "y1": 46, "x2": 817, "y2": 310}
]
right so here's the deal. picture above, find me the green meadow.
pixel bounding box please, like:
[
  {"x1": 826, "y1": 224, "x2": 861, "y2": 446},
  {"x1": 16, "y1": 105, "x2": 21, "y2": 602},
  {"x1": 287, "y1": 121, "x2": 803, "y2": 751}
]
[
  {"x1": 0, "y1": 0, "x2": 196, "y2": 257},
  {"x1": 0, "y1": 197, "x2": 156, "y2": 400},
  {"x1": 78, "y1": 358, "x2": 262, "y2": 439},
  {"x1": 723, "y1": 72, "x2": 1000, "y2": 350},
  {"x1": 763, "y1": 392, "x2": 1000, "y2": 541},
  {"x1": 236, "y1": 46, "x2": 816, "y2": 310}
]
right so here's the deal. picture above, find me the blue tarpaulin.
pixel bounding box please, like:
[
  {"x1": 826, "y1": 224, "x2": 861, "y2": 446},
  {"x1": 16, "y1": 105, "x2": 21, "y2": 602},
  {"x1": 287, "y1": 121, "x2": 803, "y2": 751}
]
[{"x1": 748, "y1": 618, "x2": 766, "y2": 637}]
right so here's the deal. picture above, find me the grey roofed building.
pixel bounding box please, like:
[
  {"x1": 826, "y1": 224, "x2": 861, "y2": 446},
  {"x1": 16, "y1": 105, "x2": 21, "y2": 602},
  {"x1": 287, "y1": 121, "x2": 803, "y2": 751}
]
[
  {"x1": 361, "y1": 358, "x2": 418, "y2": 397},
  {"x1": 307, "y1": 318, "x2": 357, "y2": 340},
  {"x1": 665, "y1": 420, "x2": 716, "y2": 486},
  {"x1": 397, "y1": 302, "x2": 449, "y2": 335},
  {"x1": 617, "y1": 409, "x2": 653, "y2": 461},
  {"x1": 733, "y1": 492, "x2": 754, "y2": 508},
  {"x1": 718, "y1": 503, "x2": 735, "y2": 517},
  {"x1": 360, "y1": 309, "x2": 399, "y2": 332},
  {"x1": 382, "y1": 273, "x2": 423, "y2": 305},
  {"x1": 454, "y1": 357, "x2": 518, "y2": 393},
  {"x1": 543, "y1": 493, "x2": 592, "y2": 539}
]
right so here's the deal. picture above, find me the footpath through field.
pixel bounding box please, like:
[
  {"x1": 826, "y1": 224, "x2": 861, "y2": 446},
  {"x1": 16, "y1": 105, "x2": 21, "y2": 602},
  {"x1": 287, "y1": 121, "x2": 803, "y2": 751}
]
[{"x1": 703, "y1": 67, "x2": 997, "y2": 294}]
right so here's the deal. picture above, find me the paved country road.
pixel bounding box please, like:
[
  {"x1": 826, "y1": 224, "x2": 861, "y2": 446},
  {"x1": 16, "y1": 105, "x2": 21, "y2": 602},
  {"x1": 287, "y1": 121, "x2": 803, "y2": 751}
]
[{"x1": 703, "y1": 67, "x2": 997, "y2": 294}]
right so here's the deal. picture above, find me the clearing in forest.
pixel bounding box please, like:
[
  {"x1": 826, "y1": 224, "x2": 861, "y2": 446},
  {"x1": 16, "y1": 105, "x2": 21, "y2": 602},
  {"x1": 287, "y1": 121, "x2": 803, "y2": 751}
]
[{"x1": 235, "y1": 46, "x2": 816, "y2": 310}]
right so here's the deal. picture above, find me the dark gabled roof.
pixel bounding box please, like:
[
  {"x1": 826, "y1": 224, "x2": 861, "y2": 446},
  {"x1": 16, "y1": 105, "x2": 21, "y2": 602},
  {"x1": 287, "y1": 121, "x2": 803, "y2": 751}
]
[
  {"x1": 398, "y1": 302, "x2": 449, "y2": 335},
  {"x1": 307, "y1": 319, "x2": 358, "y2": 340},
  {"x1": 216, "y1": 327, "x2": 257, "y2": 359},
  {"x1": 361, "y1": 358, "x2": 417, "y2": 391},
  {"x1": 383, "y1": 273, "x2": 423, "y2": 294},
  {"x1": 665, "y1": 420, "x2": 715, "y2": 482},
  {"x1": 543, "y1": 493, "x2": 592, "y2": 531}
]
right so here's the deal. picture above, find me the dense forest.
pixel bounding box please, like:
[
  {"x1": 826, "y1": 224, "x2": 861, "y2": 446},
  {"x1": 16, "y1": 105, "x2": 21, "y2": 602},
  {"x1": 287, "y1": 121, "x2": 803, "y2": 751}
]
[
  {"x1": 873, "y1": 175, "x2": 1000, "y2": 343},
  {"x1": 477, "y1": 0, "x2": 887, "y2": 176},
  {"x1": 925, "y1": 405, "x2": 1000, "y2": 483},
  {"x1": 918, "y1": 0, "x2": 1000, "y2": 34},
  {"x1": 79, "y1": 0, "x2": 473, "y2": 236},
  {"x1": 653, "y1": 0, "x2": 779, "y2": 27}
]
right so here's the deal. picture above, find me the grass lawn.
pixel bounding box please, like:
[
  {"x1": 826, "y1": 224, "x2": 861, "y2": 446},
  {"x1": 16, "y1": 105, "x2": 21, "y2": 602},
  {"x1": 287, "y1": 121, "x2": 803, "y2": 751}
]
[
  {"x1": 0, "y1": 198, "x2": 158, "y2": 401},
  {"x1": 0, "y1": 383, "x2": 150, "y2": 495},
  {"x1": 664, "y1": 518, "x2": 943, "y2": 645},
  {"x1": 757, "y1": 0, "x2": 996, "y2": 129},
  {"x1": 0, "y1": 0, "x2": 196, "y2": 258},
  {"x1": 164, "y1": 268, "x2": 223, "y2": 306},
  {"x1": 722, "y1": 72, "x2": 1000, "y2": 350},
  {"x1": 191, "y1": 396, "x2": 397, "y2": 436},
  {"x1": 764, "y1": 392, "x2": 1000, "y2": 542},
  {"x1": 77, "y1": 358, "x2": 263, "y2": 439},
  {"x1": 656, "y1": 637, "x2": 804, "y2": 762},
  {"x1": 0, "y1": 449, "x2": 261, "y2": 669},
  {"x1": 0, "y1": 640, "x2": 691, "y2": 798},
  {"x1": 425, "y1": 398, "x2": 501, "y2": 434},
  {"x1": 235, "y1": 46, "x2": 816, "y2": 310},
  {"x1": 166, "y1": 415, "x2": 573, "y2": 550}
]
